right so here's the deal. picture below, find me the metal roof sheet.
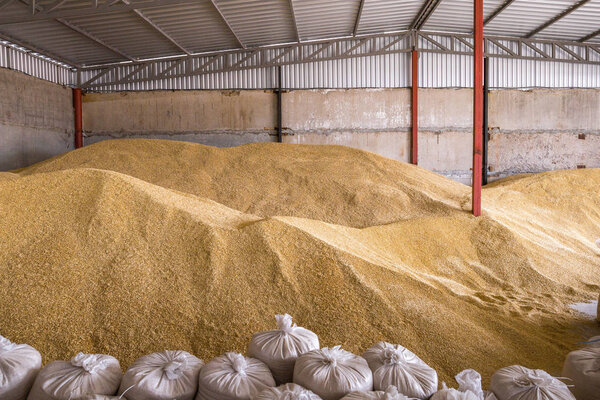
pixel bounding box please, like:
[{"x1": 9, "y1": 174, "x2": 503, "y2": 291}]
[
  {"x1": 0, "y1": 0, "x2": 599, "y2": 68},
  {"x1": 484, "y1": 0, "x2": 580, "y2": 37},
  {"x1": 293, "y1": 0, "x2": 361, "y2": 40},
  {"x1": 0, "y1": 19, "x2": 125, "y2": 65},
  {"x1": 66, "y1": 11, "x2": 182, "y2": 59},
  {"x1": 213, "y1": 0, "x2": 297, "y2": 47},
  {"x1": 357, "y1": 0, "x2": 424, "y2": 34},
  {"x1": 137, "y1": 3, "x2": 240, "y2": 53}
]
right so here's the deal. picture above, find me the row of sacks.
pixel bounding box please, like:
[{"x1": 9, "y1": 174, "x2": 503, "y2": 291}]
[{"x1": 1, "y1": 314, "x2": 598, "y2": 400}]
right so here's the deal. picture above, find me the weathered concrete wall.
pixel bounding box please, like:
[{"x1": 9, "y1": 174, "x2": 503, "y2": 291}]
[
  {"x1": 0, "y1": 68, "x2": 74, "y2": 170},
  {"x1": 488, "y1": 89, "x2": 600, "y2": 179},
  {"x1": 282, "y1": 89, "x2": 411, "y2": 162},
  {"x1": 83, "y1": 90, "x2": 277, "y2": 146},
  {"x1": 283, "y1": 88, "x2": 476, "y2": 183},
  {"x1": 79, "y1": 87, "x2": 600, "y2": 184}
]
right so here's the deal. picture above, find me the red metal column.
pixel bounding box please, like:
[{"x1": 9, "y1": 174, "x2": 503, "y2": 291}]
[
  {"x1": 73, "y1": 88, "x2": 83, "y2": 149},
  {"x1": 472, "y1": 0, "x2": 484, "y2": 216},
  {"x1": 411, "y1": 49, "x2": 419, "y2": 165}
]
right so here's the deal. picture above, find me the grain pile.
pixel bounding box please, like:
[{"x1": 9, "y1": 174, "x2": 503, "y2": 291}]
[{"x1": 0, "y1": 139, "x2": 599, "y2": 385}]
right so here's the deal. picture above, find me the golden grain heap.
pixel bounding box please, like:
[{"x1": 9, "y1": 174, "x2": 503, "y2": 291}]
[{"x1": 0, "y1": 139, "x2": 598, "y2": 384}]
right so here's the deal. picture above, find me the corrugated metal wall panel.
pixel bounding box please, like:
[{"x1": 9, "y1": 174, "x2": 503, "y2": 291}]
[
  {"x1": 3, "y1": 35, "x2": 599, "y2": 90},
  {"x1": 81, "y1": 51, "x2": 411, "y2": 91},
  {"x1": 0, "y1": 41, "x2": 75, "y2": 86},
  {"x1": 80, "y1": 49, "x2": 600, "y2": 91}
]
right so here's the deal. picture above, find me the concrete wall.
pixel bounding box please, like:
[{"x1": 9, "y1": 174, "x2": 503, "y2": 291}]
[
  {"x1": 0, "y1": 68, "x2": 74, "y2": 170},
  {"x1": 83, "y1": 90, "x2": 277, "y2": 146},
  {"x1": 81, "y1": 87, "x2": 600, "y2": 184},
  {"x1": 488, "y1": 89, "x2": 600, "y2": 179},
  {"x1": 4, "y1": 71, "x2": 598, "y2": 182}
]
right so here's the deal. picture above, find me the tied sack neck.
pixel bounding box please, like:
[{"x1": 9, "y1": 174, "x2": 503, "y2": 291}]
[
  {"x1": 321, "y1": 345, "x2": 349, "y2": 369},
  {"x1": 0, "y1": 335, "x2": 17, "y2": 353},
  {"x1": 382, "y1": 347, "x2": 408, "y2": 366},
  {"x1": 71, "y1": 353, "x2": 108, "y2": 374},
  {"x1": 512, "y1": 370, "x2": 561, "y2": 389},
  {"x1": 163, "y1": 356, "x2": 188, "y2": 380},
  {"x1": 281, "y1": 390, "x2": 313, "y2": 400},
  {"x1": 275, "y1": 314, "x2": 296, "y2": 334},
  {"x1": 228, "y1": 353, "x2": 249, "y2": 377},
  {"x1": 383, "y1": 385, "x2": 408, "y2": 400}
]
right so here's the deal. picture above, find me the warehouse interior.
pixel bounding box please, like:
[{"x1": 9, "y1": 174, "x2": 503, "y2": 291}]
[{"x1": 0, "y1": 1, "x2": 599, "y2": 399}]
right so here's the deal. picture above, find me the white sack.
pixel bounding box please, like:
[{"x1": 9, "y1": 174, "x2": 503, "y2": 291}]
[
  {"x1": 0, "y1": 335, "x2": 42, "y2": 400},
  {"x1": 248, "y1": 314, "x2": 319, "y2": 384},
  {"x1": 561, "y1": 346, "x2": 600, "y2": 400},
  {"x1": 254, "y1": 383, "x2": 322, "y2": 400},
  {"x1": 455, "y1": 369, "x2": 484, "y2": 400},
  {"x1": 27, "y1": 353, "x2": 121, "y2": 400},
  {"x1": 431, "y1": 384, "x2": 480, "y2": 400},
  {"x1": 584, "y1": 335, "x2": 600, "y2": 347},
  {"x1": 362, "y1": 342, "x2": 437, "y2": 399},
  {"x1": 196, "y1": 352, "x2": 275, "y2": 400},
  {"x1": 341, "y1": 385, "x2": 411, "y2": 400},
  {"x1": 489, "y1": 366, "x2": 574, "y2": 400},
  {"x1": 118, "y1": 350, "x2": 203, "y2": 400},
  {"x1": 293, "y1": 345, "x2": 373, "y2": 400}
]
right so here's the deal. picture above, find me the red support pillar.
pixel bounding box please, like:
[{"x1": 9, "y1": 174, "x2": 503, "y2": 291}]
[
  {"x1": 73, "y1": 88, "x2": 83, "y2": 149},
  {"x1": 411, "y1": 49, "x2": 419, "y2": 165},
  {"x1": 472, "y1": 0, "x2": 483, "y2": 216}
]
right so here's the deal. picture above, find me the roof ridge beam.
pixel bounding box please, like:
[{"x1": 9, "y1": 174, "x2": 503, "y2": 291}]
[
  {"x1": 525, "y1": 0, "x2": 592, "y2": 38},
  {"x1": 410, "y1": 0, "x2": 443, "y2": 31}
]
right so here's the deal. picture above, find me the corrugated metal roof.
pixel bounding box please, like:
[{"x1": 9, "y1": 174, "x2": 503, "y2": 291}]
[
  {"x1": 357, "y1": 0, "x2": 424, "y2": 34},
  {"x1": 293, "y1": 0, "x2": 360, "y2": 40},
  {"x1": 535, "y1": 0, "x2": 600, "y2": 43},
  {"x1": 0, "y1": 19, "x2": 125, "y2": 66},
  {"x1": 484, "y1": 0, "x2": 580, "y2": 37},
  {"x1": 66, "y1": 11, "x2": 182, "y2": 59},
  {"x1": 423, "y1": 0, "x2": 505, "y2": 32},
  {"x1": 213, "y1": 0, "x2": 297, "y2": 47},
  {"x1": 1, "y1": 0, "x2": 599, "y2": 68},
  {"x1": 138, "y1": 3, "x2": 240, "y2": 53}
]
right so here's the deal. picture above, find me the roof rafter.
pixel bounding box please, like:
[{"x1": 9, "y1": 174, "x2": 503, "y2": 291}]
[
  {"x1": 56, "y1": 17, "x2": 136, "y2": 61},
  {"x1": 579, "y1": 28, "x2": 600, "y2": 42},
  {"x1": 410, "y1": 0, "x2": 443, "y2": 31},
  {"x1": 208, "y1": 0, "x2": 245, "y2": 49},
  {"x1": 45, "y1": 0, "x2": 68, "y2": 13},
  {"x1": 288, "y1": 0, "x2": 300, "y2": 42},
  {"x1": 353, "y1": 0, "x2": 365, "y2": 36},
  {"x1": 0, "y1": 0, "x2": 202, "y2": 25},
  {"x1": 0, "y1": 0, "x2": 14, "y2": 11},
  {"x1": 0, "y1": 29, "x2": 79, "y2": 66},
  {"x1": 132, "y1": 9, "x2": 190, "y2": 54},
  {"x1": 111, "y1": 0, "x2": 191, "y2": 54},
  {"x1": 525, "y1": 0, "x2": 592, "y2": 38},
  {"x1": 13, "y1": 0, "x2": 135, "y2": 61},
  {"x1": 483, "y1": 0, "x2": 516, "y2": 26}
]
